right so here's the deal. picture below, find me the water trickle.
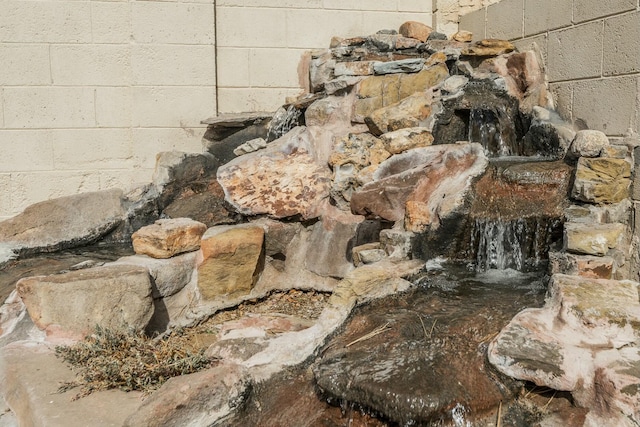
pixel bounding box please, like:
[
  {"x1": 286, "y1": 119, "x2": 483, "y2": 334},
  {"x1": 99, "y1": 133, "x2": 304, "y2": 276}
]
[
  {"x1": 468, "y1": 106, "x2": 518, "y2": 157},
  {"x1": 266, "y1": 104, "x2": 304, "y2": 142}
]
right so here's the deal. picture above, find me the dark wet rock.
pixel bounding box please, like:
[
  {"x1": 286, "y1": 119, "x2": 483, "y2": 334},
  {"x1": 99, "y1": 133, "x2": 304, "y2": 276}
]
[
  {"x1": 0, "y1": 189, "x2": 125, "y2": 257},
  {"x1": 17, "y1": 265, "x2": 153, "y2": 340},
  {"x1": 314, "y1": 269, "x2": 545, "y2": 425},
  {"x1": 204, "y1": 121, "x2": 270, "y2": 165},
  {"x1": 162, "y1": 178, "x2": 242, "y2": 227},
  {"x1": 124, "y1": 363, "x2": 250, "y2": 427},
  {"x1": 427, "y1": 31, "x2": 448, "y2": 41}
]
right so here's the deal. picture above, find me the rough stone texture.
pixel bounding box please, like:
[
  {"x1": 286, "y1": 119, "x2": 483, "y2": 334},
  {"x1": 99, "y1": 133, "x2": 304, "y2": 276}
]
[
  {"x1": 132, "y1": 218, "x2": 207, "y2": 259},
  {"x1": 309, "y1": 50, "x2": 335, "y2": 93},
  {"x1": 452, "y1": 30, "x2": 473, "y2": 42},
  {"x1": 373, "y1": 58, "x2": 425, "y2": 75},
  {"x1": 251, "y1": 218, "x2": 301, "y2": 258},
  {"x1": 564, "y1": 222, "x2": 625, "y2": 256},
  {"x1": 353, "y1": 63, "x2": 449, "y2": 123},
  {"x1": 570, "y1": 130, "x2": 610, "y2": 158},
  {"x1": 548, "y1": 252, "x2": 614, "y2": 279},
  {"x1": 123, "y1": 364, "x2": 250, "y2": 427},
  {"x1": 379, "y1": 228, "x2": 414, "y2": 259},
  {"x1": 572, "y1": 157, "x2": 631, "y2": 204},
  {"x1": 398, "y1": 21, "x2": 432, "y2": 42},
  {"x1": 365, "y1": 92, "x2": 435, "y2": 136},
  {"x1": 1, "y1": 343, "x2": 143, "y2": 427},
  {"x1": 351, "y1": 143, "x2": 488, "y2": 231},
  {"x1": 380, "y1": 127, "x2": 434, "y2": 154},
  {"x1": 197, "y1": 224, "x2": 264, "y2": 300},
  {"x1": 0, "y1": 189, "x2": 125, "y2": 255},
  {"x1": 217, "y1": 127, "x2": 332, "y2": 220},
  {"x1": 108, "y1": 252, "x2": 197, "y2": 298},
  {"x1": 334, "y1": 61, "x2": 375, "y2": 77},
  {"x1": 462, "y1": 39, "x2": 515, "y2": 56},
  {"x1": 489, "y1": 274, "x2": 640, "y2": 425},
  {"x1": 16, "y1": 265, "x2": 153, "y2": 339}
]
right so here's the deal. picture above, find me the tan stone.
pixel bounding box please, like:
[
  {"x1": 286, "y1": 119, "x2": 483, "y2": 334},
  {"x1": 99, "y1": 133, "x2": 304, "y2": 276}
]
[
  {"x1": 549, "y1": 252, "x2": 614, "y2": 279},
  {"x1": 353, "y1": 63, "x2": 449, "y2": 123},
  {"x1": 352, "y1": 242, "x2": 383, "y2": 267},
  {"x1": 462, "y1": 39, "x2": 515, "y2": 56},
  {"x1": 365, "y1": 93, "x2": 434, "y2": 136},
  {"x1": 329, "y1": 133, "x2": 389, "y2": 169},
  {"x1": 398, "y1": 21, "x2": 433, "y2": 42},
  {"x1": 334, "y1": 61, "x2": 376, "y2": 76},
  {"x1": 452, "y1": 30, "x2": 473, "y2": 42},
  {"x1": 425, "y1": 52, "x2": 447, "y2": 67},
  {"x1": 16, "y1": 265, "x2": 153, "y2": 339},
  {"x1": 572, "y1": 157, "x2": 631, "y2": 204},
  {"x1": 570, "y1": 130, "x2": 610, "y2": 158},
  {"x1": 197, "y1": 224, "x2": 264, "y2": 299},
  {"x1": 564, "y1": 222, "x2": 625, "y2": 256},
  {"x1": 395, "y1": 36, "x2": 421, "y2": 49},
  {"x1": 380, "y1": 127, "x2": 434, "y2": 154},
  {"x1": 132, "y1": 218, "x2": 207, "y2": 259}
]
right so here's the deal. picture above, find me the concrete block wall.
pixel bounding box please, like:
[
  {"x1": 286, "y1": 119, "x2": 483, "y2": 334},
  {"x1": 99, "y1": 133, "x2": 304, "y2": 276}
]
[
  {"x1": 0, "y1": 0, "x2": 216, "y2": 221},
  {"x1": 0, "y1": 0, "x2": 433, "y2": 221},
  {"x1": 216, "y1": 0, "x2": 433, "y2": 113},
  {"x1": 459, "y1": 0, "x2": 640, "y2": 138}
]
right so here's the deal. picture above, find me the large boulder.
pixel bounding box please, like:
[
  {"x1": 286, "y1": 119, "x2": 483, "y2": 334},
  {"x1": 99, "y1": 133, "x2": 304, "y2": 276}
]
[
  {"x1": 217, "y1": 127, "x2": 331, "y2": 220},
  {"x1": 572, "y1": 157, "x2": 631, "y2": 205},
  {"x1": 0, "y1": 189, "x2": 125, "y2": 256},
  {"x1": 197, "y1": 224, "x2": 265, "y2": 300},
  {"x1": 132, "y1": 218, "x2": 207, "y2": 259},
  {"x1": 16, "y1": 265, "x2": 154, "y2": 339},
  {"x1": 350, "y1": 143, "x2": 488, "y2": 231}
]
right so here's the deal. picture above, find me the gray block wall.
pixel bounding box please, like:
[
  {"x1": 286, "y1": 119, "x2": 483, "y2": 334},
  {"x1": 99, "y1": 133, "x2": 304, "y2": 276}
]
[{"x1": 460, "y1": 0, "x2": 640, "y2": 137}]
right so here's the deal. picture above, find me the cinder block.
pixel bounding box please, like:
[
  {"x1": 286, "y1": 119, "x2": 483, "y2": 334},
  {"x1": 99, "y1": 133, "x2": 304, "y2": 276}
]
[
  {"x1": 524, "y1": 0, "x2": 572, "y2": 36},
  {"x1": 217, "y1": 0, "x2": 244, "y2": 5},
  {"x1": 362, "y1": 12, "x2": 433, "y2": 36},
  {"x1": 486, "y1": 0, "x2": 523, "y2": 40},
  {"x1": 604, "y1": 11, "x2": 640, "y2": 76},
  {"x1": 10, "y1": 171, "x2": 102, "y2": 214},
  {"x1": 131, "y1": 45, "x2": 216, "y2": 86},
  {"x1": 249, "y1": 48, "x2": 305, "y2": 87},
  {"x1": 323, "y1": 0, "x2": 395, "y2": 11},
  {"x1": 0, "y1": 44, "x2": 51, "y2": 85},
  {"x1": 217, "y1": 7, "x2": 287, "y2": 48},
  {"x1": 3, "y1": 87, "x2": 95, "y2": 129},
  {"x1": 572, "y1": 76, "x2": 637, "y2": 135},
  {"x1": 0, "y1": 1, "x2": 91, "y2": 43},
  {"x1": 217, "y1": 87, "x2": 302, "y2": 114},
  {"x1": 573, "y1": 0, "x2": 636, "y2": 24},
  {"x1": 459, "y1": 8, "x2": 486, "y2": 41},
  {"x1": 549, "y1": 82, "x2": 573, "y2": 123},
  {"x1": 547, "y1": 22, "x2": 603, "y2": 81},
  {"x1": 398, "y1": 0, "x2": 433, "y2": 12},
  {"x1": 96, "y1": 87, "x2": 132, "y2": 128},
  {"x1": 245, "y1": 0, "x2": 321, "y2": 7},
  {"x1": 0, "y1": 174, "x2": 11, "y2": 218},
  {"x1": 217, "y1": 48, "x2": 250, "y2": 87},
  {"x1": 0, "y1": 89, "x2": 4, "y2": 128},
  {"x1": 513, "y1": 34, "x2": 548, "y2": 65},
  {"x1": 99, "y1": 169, "x2": 155, "y2": 194},
  {"x1": 52, "y1": 129, "x2": 133, "y2": 170},
  {"x1": 91, "y1": 2, "x2": 131, "y2": 44},
  {"x1": 132, "y1": 128, "x2": 205, "y2": 169},
  {"x1": 131, "y1": 3, "x2": 214, "y2": 45},
  {"x1": 132, "y1": 86, "x2": 216, "y2": 128},
  {"x1": 0, "y1": 130, "x2": 54, "y2": 172},
  {"x1": 286, "y1": 9, "x2": 363, "y2": 48},
  {"x1": 50, "y1": 45, "x2": 131, "y2": 86}
]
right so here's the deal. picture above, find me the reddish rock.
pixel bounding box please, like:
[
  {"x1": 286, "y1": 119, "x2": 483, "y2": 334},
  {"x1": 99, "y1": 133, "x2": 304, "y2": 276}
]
[
  {"x1": 398, "y1": 21, "x2": 433, "y2": 42},
  {"x1": 132, "y1": 218, "x2": 207, "y2": 259},
  {"x1": 217, "y1": 127, "x2": 331, "y2": 220}
]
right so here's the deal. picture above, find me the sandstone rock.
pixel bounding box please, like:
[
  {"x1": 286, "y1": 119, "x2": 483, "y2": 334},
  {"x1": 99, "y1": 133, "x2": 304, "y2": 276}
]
[
  {"x1": 217, "y1": 127, "x2": 332, "y2": 220},
  {"x1": 564, "y1": 222, "x2": 625, "y2": 256},
  {"x1": 109, "y1": 252, "x2": 197, "y2": 298},
  {"x1": 233, "y1": 137, "x2": 267, "y2": 156},
  {"x1": 323, "y1": 76, "x2": 363, "y2": 95},
  {"x1": 304, "y1": 205, "x2": 363, "y2": 278},
  {"x1": 572, "y1": 157, "x2": 631, "y2": 204},
  {"x1": 462, "y1": 39, "x2": 515, "y2": 56},
  {"x1": 334, "y1": 61, "x2": 375, "y2": 76},
  {"x1": 442, "y1": 75, "x2": 468, "y2": 93},
  {"x1": 452, "y1": 30, "x2": 473, "y2": 42},
  {"x1": 601, "y1": 144, "x2": 628, "y2": 159},
  {"x1": 0, "y1": 189, "x2": 125, "y2": 256},
  {"x1": 353, "y1": 63, "x2": 449, "y2": 123},
  {"x1": 132, "y1": 218, "x2": 207, "y2": 259},
  {"x1": 251, "y1": 218, "x2": 301, "y2": 257},
  {"x1": 373, "y1": 58, "x2": 425, "y2": 75},
  {"x1": 309, "y1": 50, "x2": 335, "y2": 92},
  {"x1": 205, "y1": 338, "x2": 267, "y2": 364},
  {"x1": 548, "y1": 252, "x2": 614, "y2": 279},
  {"x1": 379, "y1": 228, "x2": 414, "y2": 259},
  {"x1": 425, "y1": 51, "x2": 447, "y2": 67},
  {"x1": 365, "y1": 92, "x2": 434, "y2": 136},
  {"x1": 380, "y1": 127, "x2": 434, "y2": 154},
  {"x1": 570, "y1": 129, "x2": 610, "y2": 158},
  {"x1": 352, "y1": 242, "x2": 382, "y2": 267},
  {"x1": 398, "y1": 21, "x2": 432, "y2": 42},
  {"x1": 197, "y1": 224, "x2": 264, "y2": 299},
  {"x1": 351, "y1": 144, "x2": 488, "y2": 230},
  {"x1": 123, "y1": 364, "x2": 250, "y2": 427},
  {"x1": 16, "y1": 265, "x2": 153, "y2": 339},
  {"x1": 395, "y1": 36, "x2": 420, "y2": 49}
]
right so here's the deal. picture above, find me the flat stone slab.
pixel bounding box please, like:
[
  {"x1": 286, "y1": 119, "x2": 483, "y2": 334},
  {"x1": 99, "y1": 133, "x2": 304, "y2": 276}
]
[{"x1": 201, "y1": 112, "x2": 272, "y2": 126}]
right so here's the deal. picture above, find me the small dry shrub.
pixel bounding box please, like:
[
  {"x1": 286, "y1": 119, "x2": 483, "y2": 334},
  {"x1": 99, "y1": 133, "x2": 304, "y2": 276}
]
[{"x1": 55, "y1": 326, "x2": 214, "y2": 400}]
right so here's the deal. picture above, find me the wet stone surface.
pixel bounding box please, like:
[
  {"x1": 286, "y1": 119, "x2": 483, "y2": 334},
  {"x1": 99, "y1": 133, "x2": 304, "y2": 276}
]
[{"x1": 312, "y1": 265, "x2": 547, "y2": 426}]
